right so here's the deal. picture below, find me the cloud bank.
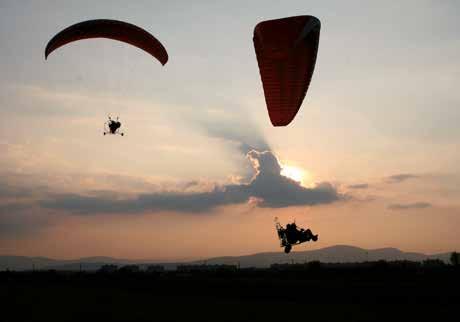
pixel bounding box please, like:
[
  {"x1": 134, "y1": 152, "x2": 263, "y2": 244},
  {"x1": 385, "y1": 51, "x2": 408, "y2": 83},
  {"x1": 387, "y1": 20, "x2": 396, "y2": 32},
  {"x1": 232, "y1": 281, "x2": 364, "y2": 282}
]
[
  {"x1": 386, "y1": 174, "x2": 419, "y2": 184},
  {"x1": 41, "y1": 150, "x2": 342, "y2": 215},
  {"x1": 388, "y1": 202, "x2": 432, "y2": 210},
  {"x1": 347, "y1": 183, "x2": 369, "y2": 190}
]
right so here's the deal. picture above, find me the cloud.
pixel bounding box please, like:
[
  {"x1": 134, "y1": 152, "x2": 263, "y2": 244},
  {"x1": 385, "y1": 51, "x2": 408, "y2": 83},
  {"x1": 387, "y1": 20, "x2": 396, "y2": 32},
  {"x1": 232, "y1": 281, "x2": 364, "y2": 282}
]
[
  {"x1": 386, "y1": 173, "x2": 419, "y2": 183},
  {"x1": 387, "y1": 202, "x2": 432, "y2": 210},
  {"x1": 0, "y1": 183, "x2": 35, "y2": 199},
  {"x1": 205, "y1": 124, "x2": 270, "y2": 154},
  {"x1": 192, "y1": 106, "x2": 272, "y2": 182},
  {"x1": 194, "y1": 104, "x2": 271, "y2": 155},
  {"x1": 41, "y1": 150, "x2": 342, "y2": 214},
  {"x1": 0, "y1": 202, "x2": 29, "y2": 216},
  {"x1": 347, "y1": 183, "x2": 369, "y2": 189}
]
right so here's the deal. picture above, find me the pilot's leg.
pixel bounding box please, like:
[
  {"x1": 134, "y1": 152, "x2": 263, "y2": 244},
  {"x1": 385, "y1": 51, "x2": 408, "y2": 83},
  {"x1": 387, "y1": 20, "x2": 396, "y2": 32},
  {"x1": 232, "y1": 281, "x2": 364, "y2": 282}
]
[{"x1": 307, "y1": 229, "x2": 318, "y2": 241}]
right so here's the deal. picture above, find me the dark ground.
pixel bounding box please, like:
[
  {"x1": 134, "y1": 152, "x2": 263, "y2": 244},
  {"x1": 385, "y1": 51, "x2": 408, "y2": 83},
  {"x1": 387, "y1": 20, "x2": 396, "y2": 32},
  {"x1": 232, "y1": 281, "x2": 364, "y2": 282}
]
[{"x1": 2, "y1": 261, "x2": 459, "y2": 322}]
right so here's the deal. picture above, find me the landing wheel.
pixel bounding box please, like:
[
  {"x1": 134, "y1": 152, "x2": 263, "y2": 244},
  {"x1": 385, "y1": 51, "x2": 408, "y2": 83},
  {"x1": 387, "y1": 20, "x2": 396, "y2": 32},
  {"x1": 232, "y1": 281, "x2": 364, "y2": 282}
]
[
  {"x1": 121, "y1": 133, "x2": 124, "y2": 136},
  {"x1": 103, "y1": 132, "x2": 106, "y2": 135},
  {"x1": 312, "y1": 235, "x2": 318, "y2": 242},
  {"x1": 284, "y1": 244, "x2": 292, "y2": 254}
]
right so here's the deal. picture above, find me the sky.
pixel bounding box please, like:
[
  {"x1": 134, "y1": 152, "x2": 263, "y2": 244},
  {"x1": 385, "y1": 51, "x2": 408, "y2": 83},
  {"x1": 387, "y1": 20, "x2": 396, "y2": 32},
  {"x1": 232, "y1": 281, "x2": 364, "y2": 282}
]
[{"x1": 1, "y1": 0, "x2": 460, "y2": 260}]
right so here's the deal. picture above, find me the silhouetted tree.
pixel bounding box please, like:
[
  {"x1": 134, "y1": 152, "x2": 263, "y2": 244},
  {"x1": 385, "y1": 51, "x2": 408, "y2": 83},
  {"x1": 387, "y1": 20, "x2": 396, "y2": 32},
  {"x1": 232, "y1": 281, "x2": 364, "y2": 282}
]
[
  {"x1": 422, "y1": 259, "x2": 445, "y2": 268},
  {"x1": 97, "y1": 264, "x2": 118, "y2": 274},
  {"x1": 119, "y1": 265, "x2": 140, "y2": 273},
  {"x1": 374, "y1": 260, "x2": 388, "y2": 270},
  {"x1": 307, "y1": 261, "x2": 321, "y2": 271},
  {"x1": 450, "y1": 252, "x2": 459, "y2": 267},
  {"x1": 147, "y1": 265, "x2": 165, "y2": 273}
]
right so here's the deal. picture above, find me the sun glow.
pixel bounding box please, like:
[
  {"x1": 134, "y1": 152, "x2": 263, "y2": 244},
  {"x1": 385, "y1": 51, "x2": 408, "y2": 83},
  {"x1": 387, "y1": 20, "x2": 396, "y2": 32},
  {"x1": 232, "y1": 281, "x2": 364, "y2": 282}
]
[{"x1": 281, "y1": 165, "x2": 306, "y2": 184}]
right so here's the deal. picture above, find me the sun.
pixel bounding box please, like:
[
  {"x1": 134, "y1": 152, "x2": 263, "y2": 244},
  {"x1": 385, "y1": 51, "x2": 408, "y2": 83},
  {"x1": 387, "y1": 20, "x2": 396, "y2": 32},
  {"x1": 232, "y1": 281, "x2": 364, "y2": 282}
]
[{"x1": 281, "y1": 165, "x2": 305, "y2": 184}]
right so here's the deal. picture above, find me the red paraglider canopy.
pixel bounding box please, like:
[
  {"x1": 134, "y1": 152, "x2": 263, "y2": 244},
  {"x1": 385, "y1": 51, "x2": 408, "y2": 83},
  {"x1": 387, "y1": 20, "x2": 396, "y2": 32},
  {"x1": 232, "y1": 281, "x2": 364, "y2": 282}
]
[
  {"x1": 45, "y1": 19, "x2": 168, "y2": 65},
  {"x1": 253, "y1": 15, "x2": 320, "y2": 126}
]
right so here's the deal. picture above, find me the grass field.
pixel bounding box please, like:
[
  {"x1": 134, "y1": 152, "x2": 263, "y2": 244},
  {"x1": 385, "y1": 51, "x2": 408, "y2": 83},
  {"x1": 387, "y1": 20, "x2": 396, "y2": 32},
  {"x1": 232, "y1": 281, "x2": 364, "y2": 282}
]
[{"x1": 2, "y1": 263, "x2": 459, "y2": 322}]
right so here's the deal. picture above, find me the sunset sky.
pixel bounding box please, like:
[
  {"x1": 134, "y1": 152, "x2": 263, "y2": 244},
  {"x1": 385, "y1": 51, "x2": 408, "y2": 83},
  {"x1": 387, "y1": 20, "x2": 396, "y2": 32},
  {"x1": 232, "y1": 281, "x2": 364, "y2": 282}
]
[{"x1": 1, "y1": 0, "x2": 459, "y2": 260}]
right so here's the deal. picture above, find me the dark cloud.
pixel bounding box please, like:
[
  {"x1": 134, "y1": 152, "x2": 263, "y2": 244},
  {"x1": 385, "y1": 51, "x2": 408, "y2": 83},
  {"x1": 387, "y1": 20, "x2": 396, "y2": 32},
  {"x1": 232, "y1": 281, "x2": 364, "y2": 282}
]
[
  {"x1": 41, "y1": 150, "x2": 342, "y2": 215},
  {"x1": 0, "y1": 181, "x2": 56, "y2": 237},
  {"x1": 347, "y1": 183, "x2": 369, "y2": 189},
  {"x1": 387, "y1": 202, "x2": 432, "y2": 210},
  {"x1": 386, "y1": 174, "x2": 419, "y2": 183},
  {"x1": 0, "y1": 184, "x2": 34, "y2": 199},
  {"x1": 183, "y1": 180, "x2": 199, "y2": 190},
  {"x1": 0, "y1": 202, "x2": 29, "y2": 216}
]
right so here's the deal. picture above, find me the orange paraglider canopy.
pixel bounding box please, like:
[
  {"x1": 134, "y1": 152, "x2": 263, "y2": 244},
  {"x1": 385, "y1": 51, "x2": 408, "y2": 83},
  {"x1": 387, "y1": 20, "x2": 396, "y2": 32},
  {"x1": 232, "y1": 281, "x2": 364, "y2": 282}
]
[
  {"x1": 253, "y1": 15, "x2": 320, "y2": 126},
  {"x1": 45, "y1": 19, "x2": 168, "y2": 65}
]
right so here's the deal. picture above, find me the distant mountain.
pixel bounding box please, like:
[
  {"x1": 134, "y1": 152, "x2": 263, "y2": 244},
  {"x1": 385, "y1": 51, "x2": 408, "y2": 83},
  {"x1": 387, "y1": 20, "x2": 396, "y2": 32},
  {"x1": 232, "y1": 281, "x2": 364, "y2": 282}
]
[
  {"x1": 198, "y1": 245, "x2": 452, "y2": 268},
  {"x1": 0, "y1": 255, "x2": 159, "y2": 271},
  {"x1": 0, "y1": 245, "x2": 452, "y2": 271},
  {"x1": 0, "y1": 255, "x2": 60, "y2": 271}
]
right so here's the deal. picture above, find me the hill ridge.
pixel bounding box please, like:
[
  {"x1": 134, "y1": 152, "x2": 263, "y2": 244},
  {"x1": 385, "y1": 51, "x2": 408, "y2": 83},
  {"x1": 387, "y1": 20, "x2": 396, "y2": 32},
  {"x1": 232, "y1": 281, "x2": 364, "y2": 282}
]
[{"x1": 1, "y1": 245, "x2": 452, "y2": 271}]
